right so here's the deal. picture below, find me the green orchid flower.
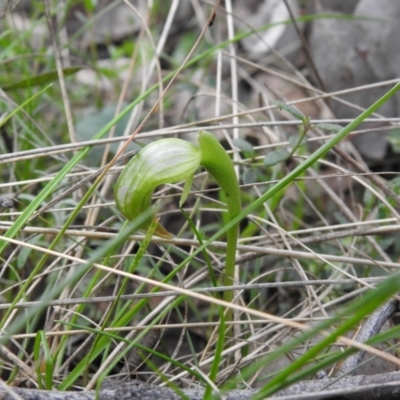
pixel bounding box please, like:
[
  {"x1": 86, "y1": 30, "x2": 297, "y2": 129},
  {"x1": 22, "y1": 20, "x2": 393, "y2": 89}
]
[
  {"x1": 115, "y1": 138, "x2": 201, "y2": 237},
  {"x1": 114, "y1": 130, "x2": 241, "y2": 302}
]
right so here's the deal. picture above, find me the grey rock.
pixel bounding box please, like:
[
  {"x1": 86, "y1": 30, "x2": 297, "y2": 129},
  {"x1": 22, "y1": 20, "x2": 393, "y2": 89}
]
[
  {"x1": 309, "y1": 2, "x2": 400, "y2": 159},
  {"x1": 235, "y1": 0, "x2": 302, "y2": 63},
  {"x1": 314, "y1": 0, "x2": 359, "y2": 13}
]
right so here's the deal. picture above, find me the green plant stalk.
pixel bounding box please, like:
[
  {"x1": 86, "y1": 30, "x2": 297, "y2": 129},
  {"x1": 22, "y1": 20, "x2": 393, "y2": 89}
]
[
  {"x1": 288, "y1": 120, "x2": 310, "y2": 158},
  {"x1": 198, "y1": 131, "x2": 241, "y2": 307},
  {"x1": 189, "y1": 131, "x2": 239, "y2": 393},
  {"x1": 42, "y1": 331, "x2": 53, "y2": 390}
]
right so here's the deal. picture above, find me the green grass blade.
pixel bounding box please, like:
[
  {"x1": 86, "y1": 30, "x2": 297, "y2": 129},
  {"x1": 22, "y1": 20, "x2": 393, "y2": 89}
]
[
  {"x1": 40, "y1": 331, "x2": 54, "y2": 390},
  {"x1": 57, "y1": 320, "x2": 206, "y2": 384},
  {"x1": 2, "y1": 67, "x2": 83, "y2": 91},
  {"x1": 246, "y1": 272, "x2": 400, "y2": 398},
  {"x1": 0, "y1": 84, "x2": 52, "y2": 129},
  {"x1": 33, "y1": 332, "x2": 44, "y2": 390}
]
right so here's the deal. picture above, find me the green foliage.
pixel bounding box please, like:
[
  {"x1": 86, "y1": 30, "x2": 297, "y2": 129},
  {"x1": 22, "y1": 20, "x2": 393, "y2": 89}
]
[
  {"x1": 34, "y1": 331, "x2": 54, "y2": 390},
  {"x1": 232, "y1": 138, "x2": 255, "y2": 154},
  {"x1": 274, "y1": 100, "x2": 307, "y2": 123},
  {"x1": 2, "y1": 67, "x2": 83, "y2": 91},
  {"x1": 265, "y1": 102, "x2": 312, "y2": 166},
  {"x1": 314, "y1": 123, "x2": 343, "y2": 132},
  {"x1": 264, "y1": 148, "x2": 291, "y2": 166}
]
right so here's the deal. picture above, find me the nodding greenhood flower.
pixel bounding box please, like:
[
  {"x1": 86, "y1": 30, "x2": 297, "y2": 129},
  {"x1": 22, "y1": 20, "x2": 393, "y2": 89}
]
[
  {"x1": 115, "y1": 138, "x2": 201, "y2": 237},
  {"x1": 115, "y1": 131, "x2": 240, "y2": 240},
  {"x1": 115, "y1": 130, "x2": 241, "y2": 309}
]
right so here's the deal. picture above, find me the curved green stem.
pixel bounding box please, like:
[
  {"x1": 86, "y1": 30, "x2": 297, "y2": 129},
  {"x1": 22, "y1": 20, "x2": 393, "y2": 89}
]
[{"x1": 198, "y1": 131, "x2": 241, "y2": 307}]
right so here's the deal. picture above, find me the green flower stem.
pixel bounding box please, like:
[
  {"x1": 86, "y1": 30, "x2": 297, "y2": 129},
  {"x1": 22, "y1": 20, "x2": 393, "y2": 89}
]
[{"x1": 198, "y1": 131, "x2": 241, "y2": 306}]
